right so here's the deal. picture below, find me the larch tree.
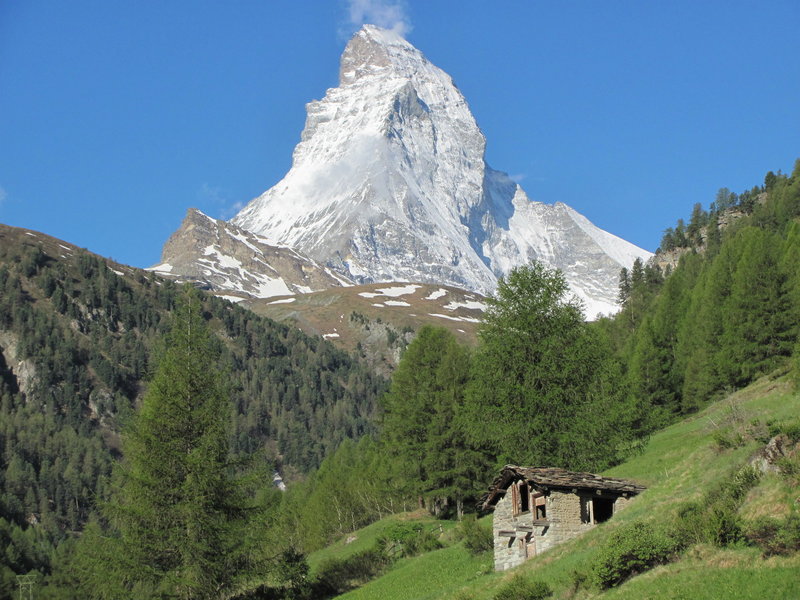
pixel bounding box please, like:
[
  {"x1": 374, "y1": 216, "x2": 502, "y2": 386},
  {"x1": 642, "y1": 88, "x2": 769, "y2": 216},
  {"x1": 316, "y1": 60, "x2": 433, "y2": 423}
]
[
  {"x1": 82, "y1": 289, "x2": 259, "y2": 599},
  {"x1": 463, "y1": 262, "x2": 636, "y2": 471},
  {"x1": 381, "y1": 326, "x2": 488, "y2": 516}
]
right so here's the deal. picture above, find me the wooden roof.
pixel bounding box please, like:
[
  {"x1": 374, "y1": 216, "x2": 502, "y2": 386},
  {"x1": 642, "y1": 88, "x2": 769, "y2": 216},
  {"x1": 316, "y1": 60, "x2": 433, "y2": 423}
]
[{"x1": 482, "y1": 465, "x2": 646, "y2": 510}]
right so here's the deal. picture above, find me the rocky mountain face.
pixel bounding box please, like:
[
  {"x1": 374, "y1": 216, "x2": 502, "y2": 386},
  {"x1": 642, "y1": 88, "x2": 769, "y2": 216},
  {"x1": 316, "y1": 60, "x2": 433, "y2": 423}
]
[
  {"x1": 151, "y1": 208, "x2": 352, "y2": 299},
  {"x1": 230, "y1": 25, "x2": 652, "y2": 318},
  {"x1": 162, "y1": 25, "x2": 651, "y2": 318}
]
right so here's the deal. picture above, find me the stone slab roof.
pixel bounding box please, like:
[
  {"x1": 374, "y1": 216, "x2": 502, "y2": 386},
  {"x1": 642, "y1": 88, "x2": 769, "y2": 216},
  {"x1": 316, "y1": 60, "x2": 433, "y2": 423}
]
[{"x1": 482, "y1": 465, "x2": 646, "y2": 510}]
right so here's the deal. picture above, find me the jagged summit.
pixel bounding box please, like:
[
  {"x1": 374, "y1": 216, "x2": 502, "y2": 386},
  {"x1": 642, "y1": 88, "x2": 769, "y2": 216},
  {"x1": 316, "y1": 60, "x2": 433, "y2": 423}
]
[
  {"x1": 338, "y1": 25, "x2": 418, "y2": 85},
  {"x1": 227, "y1": 25, "x2": 652, "y2": 318}
]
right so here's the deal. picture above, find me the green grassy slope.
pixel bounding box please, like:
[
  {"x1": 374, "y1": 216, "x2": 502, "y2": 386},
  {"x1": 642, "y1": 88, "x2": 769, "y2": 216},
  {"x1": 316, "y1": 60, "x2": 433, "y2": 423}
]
[
  {"x1": 307, "y1": 513, "x2": 458, "y2": 575},
  {"x1": 316, "y1": 376, "x2": 800, "y2": 599}
]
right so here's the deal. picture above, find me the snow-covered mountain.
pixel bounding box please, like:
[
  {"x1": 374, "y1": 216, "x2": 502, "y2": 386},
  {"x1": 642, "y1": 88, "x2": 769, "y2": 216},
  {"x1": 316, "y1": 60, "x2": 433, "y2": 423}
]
[
  {"x1": 150, "y1": 208, "x2": 352, "y2": 300},
  {"x1": 230, "y1": 25, "x2": 651, "y2": 318}
]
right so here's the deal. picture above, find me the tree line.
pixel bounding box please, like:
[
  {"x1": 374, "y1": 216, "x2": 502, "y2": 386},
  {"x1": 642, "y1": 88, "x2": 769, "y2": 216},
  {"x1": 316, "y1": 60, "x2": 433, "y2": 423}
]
[{"x1": 608, "y1": 160, "x2": 800, "y2": 424}]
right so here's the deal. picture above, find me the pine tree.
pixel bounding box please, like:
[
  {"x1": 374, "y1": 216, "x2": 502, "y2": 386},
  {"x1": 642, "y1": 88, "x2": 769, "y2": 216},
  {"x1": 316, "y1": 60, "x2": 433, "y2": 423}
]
[
  {"x1": 81, "y1": 289, "x2": 257, "y2": 599},
  {"x1": 627, "y1": 252, "x2": 700, "y2": 420},
  {"x1": 718, "y1": 228, "x2": 792, "y2": 385}
]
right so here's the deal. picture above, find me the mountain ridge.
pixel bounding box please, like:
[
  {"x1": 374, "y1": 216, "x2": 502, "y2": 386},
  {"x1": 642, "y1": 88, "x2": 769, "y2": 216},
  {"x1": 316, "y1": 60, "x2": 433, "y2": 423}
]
[{"x1": 227, "y1": 24, "x2": 651, "y2": 318}]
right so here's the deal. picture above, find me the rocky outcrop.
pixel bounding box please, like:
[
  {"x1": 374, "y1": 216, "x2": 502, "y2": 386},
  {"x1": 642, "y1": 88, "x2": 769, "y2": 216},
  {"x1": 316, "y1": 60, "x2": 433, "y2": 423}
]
[
  {"x1": 0, "y1": 330, "x2": 36, "y2": 399},
  {"x1": 151, "y1": 208, "x2": 352, "y2": 299},
  {"x1": 751, "y1": 434, "x2": 799, "y2": 474}
]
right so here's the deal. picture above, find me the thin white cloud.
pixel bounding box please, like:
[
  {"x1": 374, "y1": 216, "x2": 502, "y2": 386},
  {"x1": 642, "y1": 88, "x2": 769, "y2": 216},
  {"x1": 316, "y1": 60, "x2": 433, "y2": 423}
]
[
  {"x1": 509, "y1": 174, "x2": 527, "y2": 184},
  {"x1": 198, "y1": 182, "x2": 225, "y2": 205},
  {"x1": 347, "y1": 0, "x2": 411, "y2": 37},
  {"x1": 222, "y1": 201, "x2": 245, "y2": 220},
  {"x1": 0, "y1": 186, "x2": 7, "y2": 206},
  {"x1": 198, "y1": 183, "x2": 243, "y2": 220}
]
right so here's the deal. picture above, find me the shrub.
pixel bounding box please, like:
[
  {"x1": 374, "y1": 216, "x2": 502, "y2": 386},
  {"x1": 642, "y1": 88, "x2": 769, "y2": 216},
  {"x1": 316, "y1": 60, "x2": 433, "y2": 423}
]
[
  {"x1": 784, "y1": 422, "x2": 800, "y2": 444},
  {"x1": 767, "y1": 419, "x2": 800, "y2": 443},
  {"x1": 313, "y1": 548, "x2": 391, "y2": 596},
  {"x1": 493, "y1": 574, "x2": 552, "y2": 600},
  {"x1": 776, "y1": 455, "x2": 799, "y2": 476},
  {"x1": 746, "y1": 514, "x2": 800, "y2": 556},
  {"x1": 673, "y1": 501, "x2": 706, "y2": 546},
  {"x1": 567, "y1": 570, "x2": 588, "y2": 597},
  {"x1": 706, "y1": 503, "x2": 743, "y2": 547},
  {"x1": 712, "y1": 428, "x2": 744, "y2": 450},
  {"x1": 588, "y1": 522, "x2": 680, "y2": 589},
  {"x1": 674, "y1": 465, "x2": 759, "y2": 549},
  {"x1": 728, "y1": 466, "x2": 760, "y2": 501},
  {"x1": 376, "y1": 522, "x2": 441, "y2": 558},
  {"x1": 456, "y1": 515, "x2": 493, "y2": 555}
]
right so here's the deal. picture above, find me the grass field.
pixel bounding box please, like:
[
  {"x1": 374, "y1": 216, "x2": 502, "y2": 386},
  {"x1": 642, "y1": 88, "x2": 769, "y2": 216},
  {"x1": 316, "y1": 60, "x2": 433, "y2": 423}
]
[{"x1": 311, "y1": 375, "x2": 800, "y2": 599}]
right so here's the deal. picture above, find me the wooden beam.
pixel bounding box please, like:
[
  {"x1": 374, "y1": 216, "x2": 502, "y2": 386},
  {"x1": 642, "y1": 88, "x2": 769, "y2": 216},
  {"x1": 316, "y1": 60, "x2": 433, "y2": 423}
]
[{"x1": 498, "y1": 530, "x2": 516, "y2": 538}]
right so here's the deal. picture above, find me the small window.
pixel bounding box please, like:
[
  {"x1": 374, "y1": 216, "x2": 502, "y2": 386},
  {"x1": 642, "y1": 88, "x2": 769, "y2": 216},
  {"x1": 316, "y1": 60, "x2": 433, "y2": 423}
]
[
  {"x1": 519, "y1": 483, "x2": 530, "y2": 513},
  {"x1": 534, "y1": 494, "x2": 546, "y2": 520}
]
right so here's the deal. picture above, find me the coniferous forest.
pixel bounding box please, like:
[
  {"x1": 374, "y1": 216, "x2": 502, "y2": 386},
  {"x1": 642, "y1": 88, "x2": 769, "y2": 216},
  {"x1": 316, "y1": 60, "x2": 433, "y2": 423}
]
[{"x1": 0, "y1": 159, "x2": 799, "y2": 597}]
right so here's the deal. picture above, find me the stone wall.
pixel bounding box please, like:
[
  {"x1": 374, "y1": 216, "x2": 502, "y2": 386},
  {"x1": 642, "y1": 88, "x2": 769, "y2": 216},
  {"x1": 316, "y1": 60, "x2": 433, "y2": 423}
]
[
  {"x1": 614, "y1": 495, "x2": 632, "y2": 512},
  {"x1": 492, "y1": 486, "x2": 636, "y2": 571},
  {"x1": 534, "y1": 490, "x2": 593, "y2": 554},
  {"x1": 492, "y1": 491, "x2": 524, "y2": 571}
]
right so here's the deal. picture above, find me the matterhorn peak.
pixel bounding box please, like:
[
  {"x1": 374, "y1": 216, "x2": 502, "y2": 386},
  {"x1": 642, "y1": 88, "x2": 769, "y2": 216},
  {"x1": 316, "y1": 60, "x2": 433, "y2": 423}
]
[
  {"x1": 227, "y1": 25, "x2": 652, "y2": 318},
  {"x1": 339, "y1": 25, "x2": 420, "y2": 85}
]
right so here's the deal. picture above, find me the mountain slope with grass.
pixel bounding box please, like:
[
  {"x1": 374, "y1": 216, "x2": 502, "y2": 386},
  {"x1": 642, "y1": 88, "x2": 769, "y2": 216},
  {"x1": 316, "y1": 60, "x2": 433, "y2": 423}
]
[
  {"x1": 308, "y1": 375, "x2": 799, "y2": 600},
  {"x1": 247, "y1": 282, "x2": 485, "y2": 374}
]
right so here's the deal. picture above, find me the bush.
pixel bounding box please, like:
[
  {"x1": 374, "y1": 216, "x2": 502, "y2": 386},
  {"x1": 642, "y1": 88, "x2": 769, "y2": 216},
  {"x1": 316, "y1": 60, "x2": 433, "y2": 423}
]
[
  {"x1": 376, "y1": 522, "x2": 442, "y2": 557},
  {"x1": 313, "y1": 548, "x2": 391, "y2": 596},
  {"x1": 712, "y1": 428, "x2": 744, "y2": 450},
  {"x1": 674, "y1": 465, "x2": 759, "y2": 549},
  {"x1": 776, "y1": 455, "x2": 799, "y2": 476},
  {"x1": 456, "y1": 515, "x2": 494, "y2": 555},
  {"x1": 746, "y1": 514, "x2": 800, "y2": 556},
  {"x1": 767, "y1": 419, "x2": 800, "y2": 443},
  {"x1": 706, "y1": 503, "x2": 744, "y2": 547},
  {"x1": 588, "y1": 522, "x2": 680, "y2": 589},
  {"x1": 673, "y1": 501, "x2": 706, "y2": 546},
  {"x1": 493, "y1": 574, "x2": 552, "y2": 600}
]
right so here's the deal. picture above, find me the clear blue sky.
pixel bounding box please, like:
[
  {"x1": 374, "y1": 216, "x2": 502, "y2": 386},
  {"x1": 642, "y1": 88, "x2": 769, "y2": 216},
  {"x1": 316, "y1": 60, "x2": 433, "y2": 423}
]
[{"x1": 1, "y1": 1, "x2": 798, "y2": 268}]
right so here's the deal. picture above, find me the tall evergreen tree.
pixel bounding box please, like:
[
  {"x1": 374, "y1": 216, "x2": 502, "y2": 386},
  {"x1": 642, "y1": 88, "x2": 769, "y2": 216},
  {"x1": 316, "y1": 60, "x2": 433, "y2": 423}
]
[
  {"x1": 718, "y1": 228, "x2": 792, "y2": 384},
  {"x1": 81, "y1": 289, "x2": 259, "y2": 599},
  {"x1": 381, "y1": 326, "x2": 489, "y2": 517},
  {"x1": 627, "y1": 252, "x2": 701, "y2": 420}
]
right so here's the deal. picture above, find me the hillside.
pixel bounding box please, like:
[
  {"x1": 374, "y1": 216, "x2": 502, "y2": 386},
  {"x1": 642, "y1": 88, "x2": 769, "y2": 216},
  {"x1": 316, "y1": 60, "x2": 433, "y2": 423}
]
[
  {"x1": 246, "y1": 282, "x2": 485, "y2": 374},
  {"x1": 0, "y1": 223, "x2": 387, "y2": 593},
  {"x1": 310, "y1": 375, "x2": 799, "y2": 599}
]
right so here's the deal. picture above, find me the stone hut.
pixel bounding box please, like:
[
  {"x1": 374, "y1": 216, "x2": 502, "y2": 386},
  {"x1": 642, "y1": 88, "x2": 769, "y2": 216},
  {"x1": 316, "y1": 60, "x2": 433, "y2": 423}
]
[{"x1": 482, "y1": 465, "x2": 646, "y2": 571}]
